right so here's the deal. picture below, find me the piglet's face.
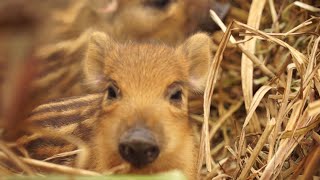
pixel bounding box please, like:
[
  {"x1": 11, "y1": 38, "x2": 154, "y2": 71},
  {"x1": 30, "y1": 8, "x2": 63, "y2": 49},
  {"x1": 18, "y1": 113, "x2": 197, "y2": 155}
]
[{"x1": 83, "y1": 32, "x2": 212, "y2": 178}]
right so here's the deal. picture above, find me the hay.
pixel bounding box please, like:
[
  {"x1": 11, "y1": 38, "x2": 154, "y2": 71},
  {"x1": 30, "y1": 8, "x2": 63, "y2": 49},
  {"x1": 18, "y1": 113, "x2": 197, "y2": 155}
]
[{"x1": 200, "y1": 0, "x2": 320, "y2": 179}]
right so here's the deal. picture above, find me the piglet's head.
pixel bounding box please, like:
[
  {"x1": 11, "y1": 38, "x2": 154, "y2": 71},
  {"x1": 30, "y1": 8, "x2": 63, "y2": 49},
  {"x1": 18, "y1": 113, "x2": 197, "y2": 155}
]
[{"x1": 83, "y1": 31, "x2": 212, "y2": 178}]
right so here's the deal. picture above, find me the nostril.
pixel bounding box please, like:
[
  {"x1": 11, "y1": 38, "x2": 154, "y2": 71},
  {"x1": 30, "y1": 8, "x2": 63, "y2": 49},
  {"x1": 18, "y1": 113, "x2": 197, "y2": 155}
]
[
  {"x1": 119, "y1": 143, "x2": 133, "y2": 157},
  {"x1": 145, "y1": 146, "x2": 159, "y2": 157},
  {"x1": 145, "y1": 146, "x2": 159, "y2": 161}
]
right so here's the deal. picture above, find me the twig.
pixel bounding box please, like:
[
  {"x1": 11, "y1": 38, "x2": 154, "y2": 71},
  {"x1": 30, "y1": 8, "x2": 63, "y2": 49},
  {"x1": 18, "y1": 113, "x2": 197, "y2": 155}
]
[
  {"x1": 44, "y1": 150, "x2": 80, "y2": 162},
  {"x1": 237, "y1": 118, "x2": 275, "y2": 180},
  {"x1": 0, "y1": 140, "x2": 34, "y2": 175},
  {"x1": 0, "y1": 151, "x2": 100, "y2": 176}
]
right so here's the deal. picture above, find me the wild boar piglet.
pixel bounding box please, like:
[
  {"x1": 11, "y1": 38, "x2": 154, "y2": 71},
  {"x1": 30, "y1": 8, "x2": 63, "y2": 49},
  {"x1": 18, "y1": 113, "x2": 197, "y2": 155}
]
[{"x1": 20, "y1": 31, "x2": 213, "y2": 179}]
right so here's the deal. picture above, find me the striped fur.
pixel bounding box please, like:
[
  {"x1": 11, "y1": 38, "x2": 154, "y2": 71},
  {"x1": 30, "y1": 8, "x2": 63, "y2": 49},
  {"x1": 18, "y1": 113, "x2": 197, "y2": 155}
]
[
  {"x1": 1, "y1": 0, "x2": 215, "y2": 114},
  {"x1": 27, "y1": 32, "x2": 90, "y2": 108},
  {"x1": 19, "y1": 94, "x2": 103, "y2": 166}
]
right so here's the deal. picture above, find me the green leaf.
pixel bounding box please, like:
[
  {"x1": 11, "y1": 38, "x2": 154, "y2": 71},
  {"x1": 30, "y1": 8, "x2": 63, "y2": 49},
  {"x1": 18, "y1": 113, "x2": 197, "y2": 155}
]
[{"x1": 4, "y1": 170, "x2": 186, "y2": 180}]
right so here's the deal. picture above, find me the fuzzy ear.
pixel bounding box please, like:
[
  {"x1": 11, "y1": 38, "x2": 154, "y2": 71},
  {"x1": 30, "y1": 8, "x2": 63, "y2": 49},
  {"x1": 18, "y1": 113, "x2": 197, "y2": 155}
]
[
  {"x1": 83, "y1": 31, "x2": 114, "y2": 89},
  {"x1": 179, "y1": 33, "x2": 213, "y2": 93}
]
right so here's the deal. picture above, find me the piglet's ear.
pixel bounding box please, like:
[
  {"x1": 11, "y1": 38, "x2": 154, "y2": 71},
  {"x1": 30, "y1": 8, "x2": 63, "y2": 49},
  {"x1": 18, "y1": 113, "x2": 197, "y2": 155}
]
[
  {"x1": 179, "y1": 33, "x2": 213, "y2": 93},
  {"x1": 83, "y1": 31, "x2": 114, "y2": 90}
]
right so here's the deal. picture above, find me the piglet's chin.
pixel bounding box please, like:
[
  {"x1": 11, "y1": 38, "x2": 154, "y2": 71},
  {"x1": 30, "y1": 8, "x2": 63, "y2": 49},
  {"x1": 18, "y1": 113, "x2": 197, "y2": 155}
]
[
  {"x1": 102, "y1": 158, "x2": 174, "y2": 175},
  {"x1": 98, "y1": 154, "x2": 157, "y2": 173}
]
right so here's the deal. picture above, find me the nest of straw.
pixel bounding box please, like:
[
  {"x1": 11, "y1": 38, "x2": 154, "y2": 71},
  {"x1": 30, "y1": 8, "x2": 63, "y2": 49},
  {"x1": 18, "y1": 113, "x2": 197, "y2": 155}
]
[{"x1": 0, "y1": 0, "x2": 319, "y2": 179}]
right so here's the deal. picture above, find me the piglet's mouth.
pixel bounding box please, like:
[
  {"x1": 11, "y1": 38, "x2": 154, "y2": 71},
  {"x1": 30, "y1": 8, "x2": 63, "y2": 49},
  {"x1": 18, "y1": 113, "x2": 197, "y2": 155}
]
[{"x1": 106, "y1": 162, "x2": 167, "y2": 175}]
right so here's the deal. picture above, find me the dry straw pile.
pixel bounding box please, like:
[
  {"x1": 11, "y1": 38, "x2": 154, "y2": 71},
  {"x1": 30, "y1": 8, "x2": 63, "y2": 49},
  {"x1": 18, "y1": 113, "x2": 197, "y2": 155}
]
[
  {"x1": 0, "y1": 0, "x2": 319, "y2": 179},
  {"x1": 195, "y1": 0, "x2": 320, "y2": 179}
]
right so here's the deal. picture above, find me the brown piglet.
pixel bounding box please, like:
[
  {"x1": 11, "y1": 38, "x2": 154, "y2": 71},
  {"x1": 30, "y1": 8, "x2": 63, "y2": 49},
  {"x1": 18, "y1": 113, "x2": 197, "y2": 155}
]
[{"x1": 18, "y1": 32, "x2": 213, "y2": 179}]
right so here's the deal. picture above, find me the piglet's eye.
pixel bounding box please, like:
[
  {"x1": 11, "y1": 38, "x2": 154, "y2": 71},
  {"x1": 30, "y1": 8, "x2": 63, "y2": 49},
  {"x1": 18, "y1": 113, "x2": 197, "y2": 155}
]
[
  {"x1": 170, "y1": 89, "x2": 182, "y2": 102},
  {"x1": 106, "y1": 84, "x2": 120, "y2": 101},
  {"x1": 167, "y1": 83, "x2": 183, "y2": 105},
  {"x1": 147, "y1": 0, "x2": 171, "y2": 9}
]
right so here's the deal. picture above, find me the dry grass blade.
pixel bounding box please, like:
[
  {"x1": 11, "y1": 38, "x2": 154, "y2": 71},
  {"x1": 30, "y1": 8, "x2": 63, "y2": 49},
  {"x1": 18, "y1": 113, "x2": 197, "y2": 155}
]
[
  {"x1": 261, "y1": 96, "x2": 320, "y2": 179},
  {"x1": 269, "y1": 64, "x2": 295, "y2": 160},
  {"x1": 312, "y1": 132, "x2": 320, "y2": 144},
  {"x1": 268, "y1": 0, "x2": 279, "y2": 32},
  {"x1": 308, "y1": 100, "x2": 320, "y2": 117},
  {"x1": 261, "y1": 131, "x2": 305, "y2": 179},
  {"x1": 237, "y1": 118, "x2": 275, "y2": 180},
  {"x1": 211, "y1": 174, "x2": 232, "y2": 180},
  {"x1": 240, "y1": 0, "x2": 266, "y2": 134},
  {"x1": 43, "y1": 150, "x2": 81, "y2": 162},
  {"x1": 234, "y1": 21, "x2": 308, "y2": 74},
  {"x1": 301, "y1": 146, "x2": 320, "y2": 179},
  {"x1": 209, "y1": 100, "x2": 243, "y2": 139},
  {"x1": 209, "y1": 10, "x2": 236, "y2": 43},
  {"x1": 242, "y1": 86, "x2": 273, "y2": 129},
  {"x1": 210, "y1": 10, "x2": 278, "y2": 80},
  {"x1": 0, "y1": 140, "x2": 34, "y2": 175},
  {"x1": 305, "y1": 36, "x2": 320, "y2": 81},
  {"x1": 283, "y1": 100, "x2": 303, "y2": 134},
  {"x1": 198, "y1": 23, "x2": 233, "y2": 174},
  {"x1": 284, "y1": 17, "x2": 315, "y2": 35},
  {"x1": 0, "y1": 162, "x2": 14, "y2": 175},
  {"x1": 103, "y1": 164, "x2": 131, "y2": 175},
  {"x1": 238, "y1": 85, "x2": 272, "y2": 161},
  {"x1": 0, "y1": 151, "x2": 100, "y2": 176},
  {"x1": 279, "y1": 118, "x2": 320, "y2": 139},
  {"x1": 293, "y1": 1, "x2": 320, "y2": 12}
]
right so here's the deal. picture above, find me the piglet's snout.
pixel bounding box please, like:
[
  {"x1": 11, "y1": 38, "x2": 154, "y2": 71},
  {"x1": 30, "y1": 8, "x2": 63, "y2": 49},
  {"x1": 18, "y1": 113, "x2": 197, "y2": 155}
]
[{"x1": 118, "y1": 127, "x2": 160, "y2": 168}]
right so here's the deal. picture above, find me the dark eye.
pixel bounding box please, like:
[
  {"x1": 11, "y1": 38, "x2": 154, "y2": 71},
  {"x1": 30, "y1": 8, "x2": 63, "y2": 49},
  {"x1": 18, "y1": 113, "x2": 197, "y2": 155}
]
[
  {"x1": 167, "y1": 83, "x2": 184, "y2": 105},
  {"x1": 170, "y1": 89, "x2": 182, "y2": 102},
  {"x1": 147, "y1": 0, "x2": 171, "y2": 9},
  {"x1": 106, "y1": 84, "x2": 119, "y2": 100}
]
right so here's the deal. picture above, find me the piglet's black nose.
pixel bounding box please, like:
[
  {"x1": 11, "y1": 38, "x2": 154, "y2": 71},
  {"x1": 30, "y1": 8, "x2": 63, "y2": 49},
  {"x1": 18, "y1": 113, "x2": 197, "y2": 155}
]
[{"x1": 118, "y1": 127, "x2": 159, "y2": 168}]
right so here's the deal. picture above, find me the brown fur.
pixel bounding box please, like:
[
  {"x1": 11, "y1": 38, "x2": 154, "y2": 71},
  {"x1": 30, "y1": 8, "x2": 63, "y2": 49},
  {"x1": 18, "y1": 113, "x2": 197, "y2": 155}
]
[
  {"x1": 18, "y1": 32, "x2": 213, "y2": 179},
  {"x1": 0, "y1": 0, "x2": 214, "y2": 117},
  {"x1": 47, "y1": 0, "x2": 212, "y2": 44}
]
